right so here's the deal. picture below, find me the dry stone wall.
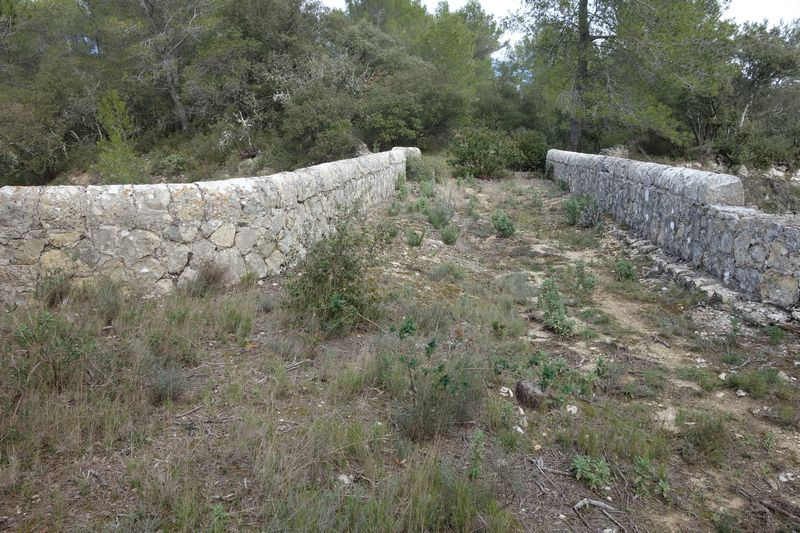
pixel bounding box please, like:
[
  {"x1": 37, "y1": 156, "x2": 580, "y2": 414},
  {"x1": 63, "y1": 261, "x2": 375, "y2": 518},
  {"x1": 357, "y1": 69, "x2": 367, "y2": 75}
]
[
  {"x1": 547, "y1": 149, "x2": 800, "y2": 310},
  {"x1": 0, "y1": 148, "x2": 420, "y2": 304}
]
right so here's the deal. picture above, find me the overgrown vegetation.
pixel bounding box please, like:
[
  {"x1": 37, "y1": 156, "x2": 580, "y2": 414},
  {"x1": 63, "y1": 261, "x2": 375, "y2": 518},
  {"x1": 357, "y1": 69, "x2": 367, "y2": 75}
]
[{"x1": 284, "y1": 217, "x2": 379, "y2": 336}]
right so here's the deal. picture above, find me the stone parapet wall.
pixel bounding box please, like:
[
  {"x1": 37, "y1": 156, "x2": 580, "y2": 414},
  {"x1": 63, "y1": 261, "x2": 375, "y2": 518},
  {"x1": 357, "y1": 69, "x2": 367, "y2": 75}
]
[
  {"x1": 547, "y1": 149, "x2": 800, "y2": 310},
  {"x1": 0, "y1": 148, "x2": 419, "y2": 304}
]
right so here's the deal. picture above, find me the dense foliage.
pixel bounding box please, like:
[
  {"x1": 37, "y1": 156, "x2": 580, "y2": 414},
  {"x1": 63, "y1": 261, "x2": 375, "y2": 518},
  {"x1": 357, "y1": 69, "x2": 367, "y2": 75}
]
[{"x1": 0, "y1": 0, "x2": 797, "y2": 186}]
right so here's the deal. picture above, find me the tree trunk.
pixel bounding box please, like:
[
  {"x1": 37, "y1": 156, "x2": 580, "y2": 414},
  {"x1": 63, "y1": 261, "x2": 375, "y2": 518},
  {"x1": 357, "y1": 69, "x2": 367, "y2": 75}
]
[
  {"x1": 569, "y1": 0, "x2": 590, "y2": 152},
  {"x1": 166, "y1": 58, "x2": 189, "y2": 132}
]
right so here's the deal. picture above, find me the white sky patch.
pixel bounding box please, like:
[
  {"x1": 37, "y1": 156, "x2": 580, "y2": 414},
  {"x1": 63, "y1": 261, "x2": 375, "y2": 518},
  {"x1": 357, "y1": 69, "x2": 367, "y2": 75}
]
[{"x1": 726, "y1": 0, "x2": 800, "y2": 26}]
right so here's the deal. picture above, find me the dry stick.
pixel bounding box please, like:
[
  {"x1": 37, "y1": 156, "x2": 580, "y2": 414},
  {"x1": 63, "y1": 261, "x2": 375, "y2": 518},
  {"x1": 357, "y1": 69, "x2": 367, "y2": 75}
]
[
  {"x1": 602, "y1": 508, "x2": 628, "y2": 533},
  {"x1": 759, "y1": 499, "x2": 800, "y2": 524},
  {"x1": 573, "y1": 498, "x2": 618, "y2": 513},
  {"x1": 175, "y1": 405, "x2": 203, "y2": 418},
  {"x1": 730, "y1": 357, "x2": 753, "y2": 371},
  {"x1": 572, "y1": 507, "x2": 592, "y2": 532},
  {"x1": 651, "y1": 335, "x2": 670, "y2": 348},
  {"x1": 285, "y1": 359, "x2": 311, "y2": 372}
]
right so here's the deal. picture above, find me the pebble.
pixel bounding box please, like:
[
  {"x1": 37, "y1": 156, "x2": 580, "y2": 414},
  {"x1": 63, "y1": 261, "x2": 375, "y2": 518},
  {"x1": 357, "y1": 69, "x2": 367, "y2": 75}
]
[
  {"x1": 736, "y1": 389, "x2": 748, "y2": 397},
  {"x1": 566, "y1": 405, "x2": 578, "y2": 415}
]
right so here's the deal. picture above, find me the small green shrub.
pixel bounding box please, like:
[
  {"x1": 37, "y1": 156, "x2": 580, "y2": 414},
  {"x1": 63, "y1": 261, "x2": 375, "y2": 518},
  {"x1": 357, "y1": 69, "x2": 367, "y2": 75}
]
[
  {"x1": 574, "y1": 261, "x2": 597, "y2": 296},
  {"x1": 538, "y1": 278, "x2": 574, "y2": 336},
  {"x1": 284, "y1": 218, "x2": 378, "y2": 336},
  {"x1": 147, "y1": 364, "x2": 186, "y2": 406},
  {"x1": 11, "y1": 309, "x2": 94, "y2": 392},
  {"x1": 633, "y1": 456, "x2": 670, "y2": 499},
  {"x1": 420, "y1": 180, "x2": 436, "y2": 198},
  {"x1": 564, "y1": 194, "x2": 601, "y2": 228},
  {"x1": 614, "y1": 258, "x2": 637, "y2": 282},
  {"x1": 428, "y1": 262, "x2": 464, "y2": 282},
  {"x1": 425, "y1": 201, "x2": 453, "y2": 229},
  {"x1": 679, "y1": 410, "x2": 730, "y2": 465},
  {"x1": 765, "y1": 325, "x2": 784, "y2": 345},
  {"x1": 375, "y1": 220, "x2": 399, "y2": 244},
  {"x1": 153, "y1": 153, "x2": 188, "y2": 176},
  {"x1": 406, "y1": 229, "x2": 424, "y2": 247},
  {"x1": 491, "y1": 210, "x2": 515, "y2": 238},
  {"x1": 441, "y1": 225, "x2": 459, "y2": 245},
  {"x1": 726, "y1": 368, "x2": 780, "y2": 399},
  {"x1": 449, "y1": 127, "x2": 517, "y2": 179},
  {"x1": 395, "y1": 349, "x2": 484, "y2": 442},
  {"x1": 406, "y1": 156, "x2": 438, "y2": 182},
  {"x1": 572, "y1": 455, "x2": 612, "y2": 490}
]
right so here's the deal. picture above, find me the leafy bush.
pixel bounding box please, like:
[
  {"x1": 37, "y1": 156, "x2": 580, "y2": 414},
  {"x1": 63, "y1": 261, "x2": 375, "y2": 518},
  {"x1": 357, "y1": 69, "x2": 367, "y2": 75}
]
[
  {"x1": 441, "y1": 225, "x2": 459, "y2": 245},
  {"x1": 538, "y1": 278, "x2": 574, "y2": 336},
  {"x1": 564, "y1": 194, "x2": 601, "y2": 228},
  {"x1": 284, "y1": 218, "x2": 378, "y2": 336},
  {"x1": 420, "y1": 179, "x2": 436, "y2": 198},
  {"x1": 406, "y1": 229, "x2": 424, "y2": 247},
  {"x1": 153, "y1": 153, "x2": 188, "y2": 176},
  {"x1": 407, "y1": 156, "x2": 439, "y2": 182},
  {"x1": 491, "y1": 210, "x2": 515, "y2": 238},
  {"x1": 425, "y1": 201, "x2": 453, "y2": 229},
  {"x1": 395, "y1": 349, "x2": 484, "y2": 441},
  {"x1": 614, "y1": 258, "x2": 637, "y2": 282},
  {"x1": 572, "y1": 455, "x2": 612, "y2": 490},
  {"x1": 509, "y1": 129, "x2": 548, "y2": 171},
  {"x1": 449, "y1": 127, "x2": 517, "y2": 179},
  {"x1": 679, "y1": 410, "x2": 730, "y2": 465}
]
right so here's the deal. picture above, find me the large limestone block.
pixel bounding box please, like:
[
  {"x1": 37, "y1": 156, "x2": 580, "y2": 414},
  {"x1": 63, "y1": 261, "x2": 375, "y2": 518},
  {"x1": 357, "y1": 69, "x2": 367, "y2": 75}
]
[
  {"x1": 209, "y1": 222, "x2": 236, "y2": 248},
  {"x1": 0, "y1": 186, "x2": 41, "y2": 237},
  {"x1": 197, "y1": 180, "x2": 242, "y2": 223},
  {"x1": 87, "y1": 185, "x2": 137, "y2": 229},
  {"x1": 10, "y1": 238, "x2": 46, "y2": 265},
  {"x1": 39, "y1": 186, "x2": 87, "y2": 232},
  {"x1": 118, "y1": 229, "x2": 162, "y2": 267},
  {"x1": 133, "y1": 184, "x2": 172, "y2": 232},
  {"x1": 760, "y1": 270, "x2": 799, "y2": 308}
]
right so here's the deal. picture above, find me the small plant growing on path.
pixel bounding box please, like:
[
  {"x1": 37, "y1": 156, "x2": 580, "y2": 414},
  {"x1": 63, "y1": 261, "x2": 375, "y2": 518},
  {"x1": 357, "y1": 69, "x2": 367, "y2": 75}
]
[
  {"x1": 538, "y1": 278, "x2": 574, "y2": 336},
  {"x1": 572, "y1": 454, "x2": 612, "y2": 490},
  {"x1": 614, "y1": 258, "x2": 636, "y2": 281},
  {"x1": 406, "y1": 229, "x2": 424, "y2": 247},
  {"x1": 441, "y1": 224, "x2": 459, "y2": 245},
  {"x1": 491, "y1": 209, "x2": 515, "y2": 238},
  {"x1": 564, "y1": 194, "x2": 601, "y2": 228}
]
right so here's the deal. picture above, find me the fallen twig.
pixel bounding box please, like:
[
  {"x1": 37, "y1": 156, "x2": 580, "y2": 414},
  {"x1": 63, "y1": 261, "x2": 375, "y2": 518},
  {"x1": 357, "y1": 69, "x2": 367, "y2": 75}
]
[
  {"x1": 602, "y1": 508, "x2": 628, "y2": 533},
  {"x1": 730, "y1": 357, "x2": 752, "y2": 371},
  {"x1": 175, "y1": 405, "x2": 203, "y2": 418},
  {"x1": 573, "y1": 498, "x2": 618, "y2": 513},
  {"x1": 759, "y1": 499, "x2": 800, "y2": 524},
  {"x1": 651, "y1": 335, "x2": 670, "y2": 348},
  {"x1": 572, "y1": 507, "x2": 592, "y2": 531},
  {"x1": 285, "y1": 359, "x2": 311, "y2": 372}
]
